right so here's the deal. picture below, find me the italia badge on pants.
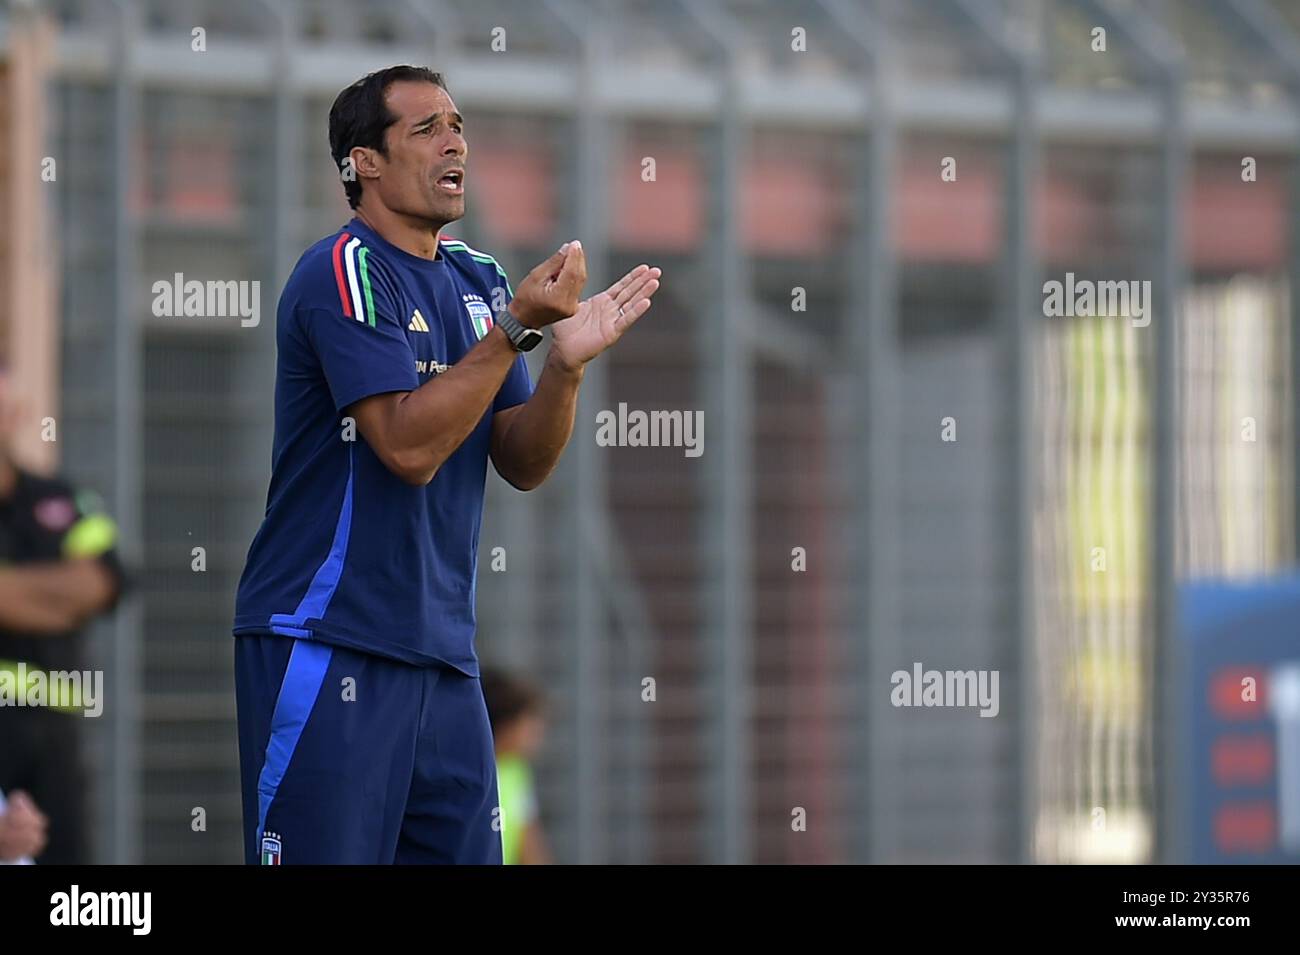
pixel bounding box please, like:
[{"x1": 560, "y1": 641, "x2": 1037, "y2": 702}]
[{"x1": 261, "y1": 832, "x2": 282, "y2": 865}]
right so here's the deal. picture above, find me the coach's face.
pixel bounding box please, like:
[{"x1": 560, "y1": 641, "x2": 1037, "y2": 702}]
[{"x1": 375, "y1": 80, "x2": 467, "y2": 226}]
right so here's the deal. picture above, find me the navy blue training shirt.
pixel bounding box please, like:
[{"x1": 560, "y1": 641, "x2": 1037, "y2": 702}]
[{"x1": 233, "y1": 217, "x2": 533, "y2": 675}]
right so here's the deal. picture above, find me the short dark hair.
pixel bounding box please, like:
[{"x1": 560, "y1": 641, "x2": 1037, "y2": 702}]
[
  {"x1": 480, "y1": 668, "x2": 545, "y2": 734},
  {"x1": 328, "y1": 65, "x2": 447, "y2": 209}
]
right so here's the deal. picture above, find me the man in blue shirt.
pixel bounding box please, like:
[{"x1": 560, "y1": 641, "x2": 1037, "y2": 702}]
[{"x1": 233, "y1": 65, "x2": 661, "y2": 864}]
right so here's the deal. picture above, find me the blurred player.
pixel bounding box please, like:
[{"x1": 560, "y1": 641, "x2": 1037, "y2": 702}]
[
  {"x1": 0, "y1": 369, "x2": 124, "y2": 864},
  {"x1": 232, "y1": 65, "x2": 661, "y2": 864},
  {"x1": 481, "y1": 668, "x2": 551, "y2": 865}
]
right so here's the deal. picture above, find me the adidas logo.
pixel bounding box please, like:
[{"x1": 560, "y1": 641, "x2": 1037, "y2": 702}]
[{"x1": 408, "y1": 309, "x2": 430, "y2": 333}]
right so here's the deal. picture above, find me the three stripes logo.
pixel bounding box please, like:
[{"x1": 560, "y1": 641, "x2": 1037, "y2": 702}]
[{"x1": 408, "y1": 308, "x2": 430, "y2": 333}]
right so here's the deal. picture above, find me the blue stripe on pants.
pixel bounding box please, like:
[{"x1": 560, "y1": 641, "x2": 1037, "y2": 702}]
[{"x1": 256, "y1": 639, "x2": 333, "y2": 840}]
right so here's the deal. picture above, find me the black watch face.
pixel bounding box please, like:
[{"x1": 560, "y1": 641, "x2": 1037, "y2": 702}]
[{"x1": 519, "y1": 328, "x2": 543, "y2": 351}]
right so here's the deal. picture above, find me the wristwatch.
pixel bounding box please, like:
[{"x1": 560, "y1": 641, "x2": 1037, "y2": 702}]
[{"x1": 495, "y1": 309, "x2": 544, "y2": 352}]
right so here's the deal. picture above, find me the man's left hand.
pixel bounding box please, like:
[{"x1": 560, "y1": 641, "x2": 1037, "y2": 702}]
[{"x1": 548, "y1": 264, "x2": 661, "y2": 372}]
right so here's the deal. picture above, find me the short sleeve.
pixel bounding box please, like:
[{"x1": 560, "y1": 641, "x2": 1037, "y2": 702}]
[
  {"x1": 491, "y1": 279, "x2": 535, "y2": 412},
  {"x1": 301, "y1": 249, "x2": 419, "y2": 413}
]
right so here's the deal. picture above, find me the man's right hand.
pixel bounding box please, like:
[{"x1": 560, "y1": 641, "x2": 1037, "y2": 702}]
[{"x1": 508, "y1": 240, "x2": 588, "y2": 329}]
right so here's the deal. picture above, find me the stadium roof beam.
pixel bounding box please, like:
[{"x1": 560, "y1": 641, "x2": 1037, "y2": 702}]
[
  {"x1": 1223, "y1": 0, "x2": 1300, "y2": 80},
  {"x1": 47, "y1": 28, "x2": 1300, "y2": 147}
]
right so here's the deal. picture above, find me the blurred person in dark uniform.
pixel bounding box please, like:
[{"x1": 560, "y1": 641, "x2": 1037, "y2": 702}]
[{"x1": 0, "y1": 370, "x2": 124, "y2": 863}]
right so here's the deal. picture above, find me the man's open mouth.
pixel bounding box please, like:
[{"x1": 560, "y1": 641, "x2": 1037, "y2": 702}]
[{"x1": 437, "y1": 169, "x2": 464, "y2": 194}]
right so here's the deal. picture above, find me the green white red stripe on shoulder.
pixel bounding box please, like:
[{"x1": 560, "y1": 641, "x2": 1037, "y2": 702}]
[
  {"x1": 438, "y1": 237, "x2": 514, "y2": 296},
  {"x1": 331, "y1": 231, "x2": 377, "y2": 327}
]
